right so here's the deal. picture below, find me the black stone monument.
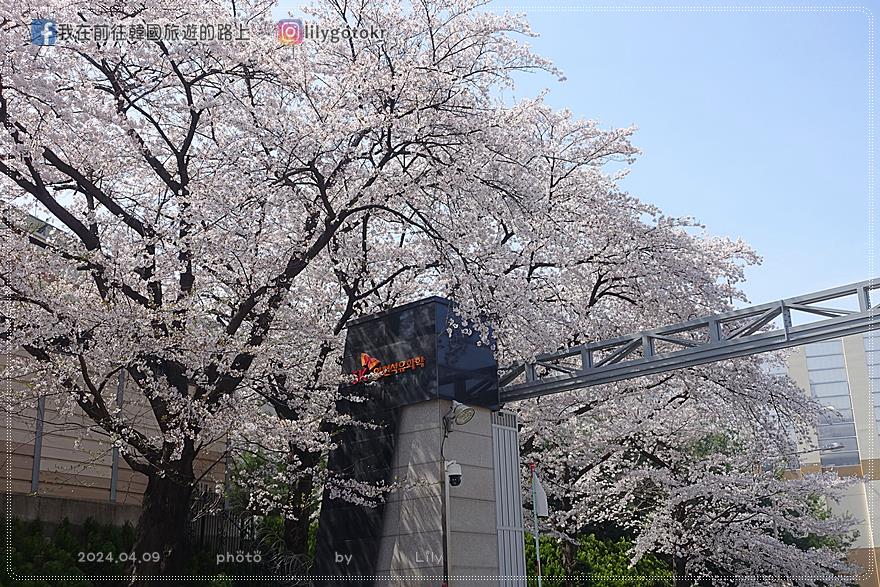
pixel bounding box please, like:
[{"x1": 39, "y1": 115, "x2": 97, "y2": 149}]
[{"x1": 313, "y1": 297, "x2": 499, "y2": 585}]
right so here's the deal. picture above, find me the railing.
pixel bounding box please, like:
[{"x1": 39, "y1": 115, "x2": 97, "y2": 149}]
[{"x1": 500, "y1": 279, "x2": 880, "y2": 402}]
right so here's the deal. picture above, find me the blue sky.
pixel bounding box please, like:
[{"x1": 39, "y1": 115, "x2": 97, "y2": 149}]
[
  {"x1": 500, "y1": 5, "x2": 872, "y2": 306},
  {"x1": 275, "y1": 2, "x2": 873, "y2": 307}
]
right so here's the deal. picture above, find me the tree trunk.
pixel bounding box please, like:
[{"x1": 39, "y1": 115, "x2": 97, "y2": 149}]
[
  {"x1": 673, "y1": 554, "x2": 690, "y2": 587},
  {"x1": 283, "y1": 478, "x2": 314, "y2": 552},
  {"x1": 283, "y1": 448, "x2": 318, "y2": 561},
  {"x1": 128, "y1": 471, "x2": 194, "y2": 584},
  {"x1": 562, "y1": 539, "x2": 578, "y2": 587},
  {"x1": 274, "y1": 397, "x2": 322, "y2": 568}
]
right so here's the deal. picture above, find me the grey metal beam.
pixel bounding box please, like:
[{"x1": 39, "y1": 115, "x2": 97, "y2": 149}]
[{"x1": 500, "y1": 279, "x2": 880, "y2": 403}]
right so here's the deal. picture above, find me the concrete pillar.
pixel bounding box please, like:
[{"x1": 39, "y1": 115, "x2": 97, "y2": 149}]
[{"x1": 370, "y1": 400, "x2": 500, "y2": 585}]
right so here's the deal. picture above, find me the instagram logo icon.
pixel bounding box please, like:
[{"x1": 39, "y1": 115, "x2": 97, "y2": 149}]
[{"x1": 276, "y1": 19, "x2": 304, "y2": 46}]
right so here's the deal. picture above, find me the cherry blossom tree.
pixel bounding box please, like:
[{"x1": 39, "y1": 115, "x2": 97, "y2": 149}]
[
  {"x1": 0, "y1": 0, "x2": 628, "y2": 576},
  {"x1": 0, "y1": 0, "x2": 855, "y2": 582},
  {"x1": 516, "y1": 362, "x2": 857, "y2": 586}
]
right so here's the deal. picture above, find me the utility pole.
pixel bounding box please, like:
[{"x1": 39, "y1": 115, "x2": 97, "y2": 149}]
[{"x1": 530, "y1": 462, "x2": 543, "y2": 587}]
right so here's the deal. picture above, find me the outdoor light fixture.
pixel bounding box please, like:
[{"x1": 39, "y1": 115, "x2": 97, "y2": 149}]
[
  {"x1": 445, "y1": 400, "x2": 475, "y2": 428},
  {"x1": 440, "y1": 401, "x2": 475, "y2": 460}
]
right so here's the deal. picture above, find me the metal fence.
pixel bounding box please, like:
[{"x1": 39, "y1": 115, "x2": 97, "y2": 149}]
[
  {"x1": 186, "y1": 484, "x2": 257, "y2": 555},
  {"x1": 185, "y1": 485, "x2": 312, "y2": 584}
]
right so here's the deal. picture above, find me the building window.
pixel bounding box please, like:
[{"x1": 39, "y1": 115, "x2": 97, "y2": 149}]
[
  {"x1": 806, "y1": 340, "x2": 845, "y2": 358},
  {"x1": 804, "y1": 340, "x2": 859, "y2": 467},
  {"x1": 818, "y1": 451, "x2": 861, "y2": 468}
]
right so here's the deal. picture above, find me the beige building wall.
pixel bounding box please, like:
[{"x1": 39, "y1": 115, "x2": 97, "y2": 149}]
[
  {"x1": 2, "y1": 353, "x2": 226, "y2": 511},
  {"x1": 788, "y1": 334, "x2": 879, "y2": 587}
]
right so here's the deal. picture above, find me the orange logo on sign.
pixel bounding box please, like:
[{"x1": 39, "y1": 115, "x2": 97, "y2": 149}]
[
  {"x1": 361, "y1": 352, "x2": 381, "y2": 370},
  {"x1": 351, "y1": 353, "x2": 426, "y2": 384}
]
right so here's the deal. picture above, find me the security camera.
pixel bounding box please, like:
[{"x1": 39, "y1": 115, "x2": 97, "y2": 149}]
[{"x1": 446, "y1": 461, "x2": 462, "y2": 487}]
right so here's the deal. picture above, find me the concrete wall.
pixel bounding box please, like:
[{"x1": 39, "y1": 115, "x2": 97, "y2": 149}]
[
  {"x1": 5, "y1": 493, "x2": 142, "y2": 527},
  {"x1": 445, "y1": 403, "x2": 500, "y2": 582},
  {"x1": 787, "y1": 345, "x2": 820, "y2": 466},
  {"x1": 375, "y1": 399, "x2": 445, "y2": 583},
  {"x1": 842, "y1": 336, "x2": 877, "y2": 462},
  {"x1": 374, "y1": 399, "x2": 500, "y2": 586}
]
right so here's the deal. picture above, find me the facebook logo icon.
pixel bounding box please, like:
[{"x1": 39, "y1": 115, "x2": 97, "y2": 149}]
[{"x1": 30, "y1": 19, "x2": 57, "y2": 46}]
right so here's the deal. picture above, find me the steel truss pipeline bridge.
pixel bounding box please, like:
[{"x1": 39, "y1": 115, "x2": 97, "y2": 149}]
[{"x1": 499, "y1": 279, "x2": 880, "y2": 402}]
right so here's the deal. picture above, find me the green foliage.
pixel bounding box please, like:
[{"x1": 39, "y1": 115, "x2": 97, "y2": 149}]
[
  {"x1": 226, "y1": 450, "x2": 320, "y2": 572},
  {"x1": 225, "y1": 452, "x2": 275, "y2": 513},
  {"x1": 1, "y1": 518, "x2": 130, "y2": 586},
  {"x1": 781, "y1": 493, "x2": 857, "y2": 553},
  {"x1": 251, "y1": 513, "x2": 318, "y2": 574},
  {"x1": 0, "y1": 518, "x2": 240, "y2": 585},
  {"x1": 688, "y1": 432, "x2": 739, "y2": 459},
  {"x1": 524, "y1": 532, "x2": 672, "y2": 586}
]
